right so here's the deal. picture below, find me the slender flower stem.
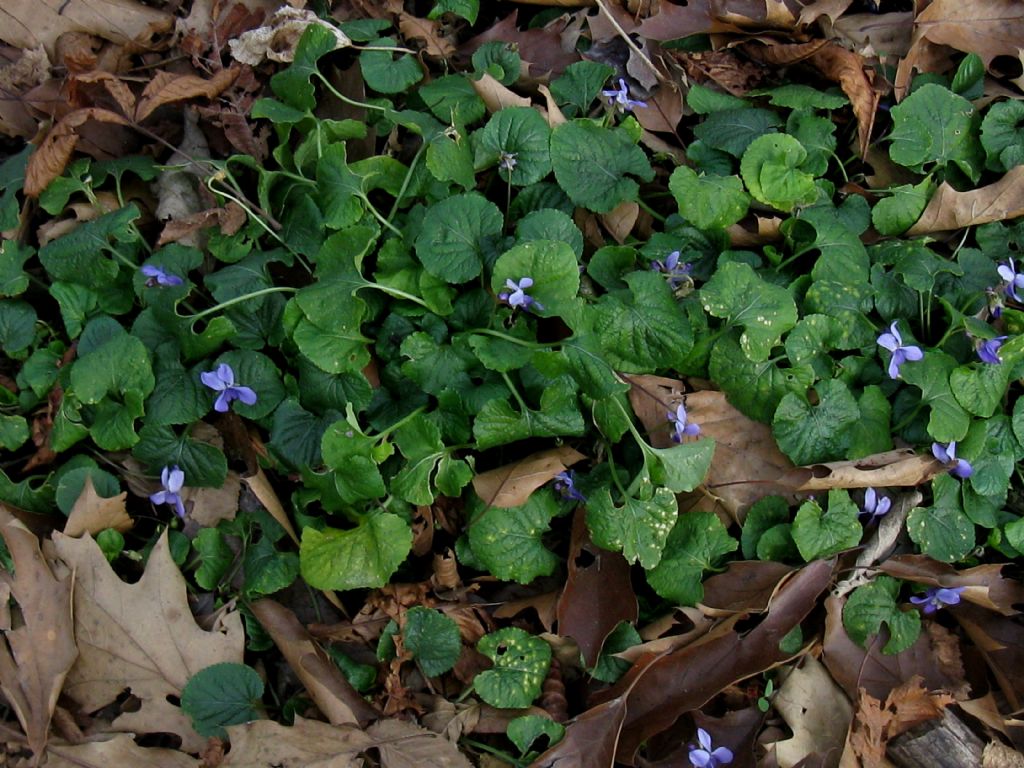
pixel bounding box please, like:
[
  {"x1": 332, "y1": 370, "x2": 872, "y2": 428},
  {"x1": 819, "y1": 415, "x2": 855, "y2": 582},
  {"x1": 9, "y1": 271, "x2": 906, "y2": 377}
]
[
  {"x1": 388, "y1": 143, "x2": 426, "y2": 222},
  {"x1": 315, "y1": 74, "x2": 389, "y2": 113},
  {"x1": 470, "y1": 328, "x2": 563, "y2": 349},
  {"x1": 375, "y1": 405, "x2": 428, "y2": 440},
  {"x1": 500, "y1": 371, "x2": 530, "y2": 412},
  {"x1": 637, "y1": 198, "x2": 667, "y2": 223},
  {"x1": 367, "y1": 283, "x2": 431, "y2": 309},
  {"x1": 185, "y1": 286, "x2": 298, "y2": 321}
]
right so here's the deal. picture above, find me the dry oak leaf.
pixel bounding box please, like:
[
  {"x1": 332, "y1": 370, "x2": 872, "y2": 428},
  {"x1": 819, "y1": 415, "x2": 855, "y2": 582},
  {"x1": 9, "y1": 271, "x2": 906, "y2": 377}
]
[
  {"x1": 51, "y1": 529, "x2": 244, "y2": 753},
  {"x1": 905, "y1": 0, "x2": 1024, "y2": 71},
  {"x1": 366, "y1": 718, "x2": 473, "y2": 768},
  {"x1": 63, "y1": 475, "x2": 133, "y2": 538},
  {"x1": 0, "y1": 0, "x2": 173, "y2": 60},
  {"x1": 221, "y1": 717, "x2": 372, "y2": 767},
  {"x1": 45, "y1": 734, "x2": 200, "y2": 768},
  {"x1": 471, "y1": 445, "x2": 586, "y2": 508},
  {"x1": 907, "y1": 165, "x2": 1024, "y2": 235},
  {"x1": 0, "y1": 507, "x2": 77, "y2": 761},
  {"x1": 771, "y1": 655, "x2": 853, "y2": 768},
  {"x1": 24, "y1": 107, "x2": 129, "y2": 197},
  {"x1": 134, "y1": 67, "x2": 240, "y2": 122}
]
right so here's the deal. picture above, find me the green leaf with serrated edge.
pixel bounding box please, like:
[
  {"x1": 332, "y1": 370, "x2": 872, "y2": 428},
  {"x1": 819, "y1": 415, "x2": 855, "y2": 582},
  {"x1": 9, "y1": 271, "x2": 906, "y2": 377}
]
[
  {"x1": 473, "y1": 379, "x2": 585, "y2": 450},
  {"x1": 70, "y1": 332, "x2": 154, "y2": 404},
  {"x1": 772, "y1": 379, "x2": 859, "y2": 465},
  {"x1": 742, "y1": 496, "x2": 790, "y2": 559},
  {"x1": 268, "y1": 399, "x2": 334, "y2": 470},
  {"x1": 756, "y1": 84, "x2": 847, "y2": 110},
  {"x1": 0, "y1": 415, "x2": 28, "y2": 451},
  {"x1": 961, "y1": 415, "x2": 1016, "y2": 498},
  {"x1": 206, "y1": 350, "x2": 284, "y2": 421},
  {"x1": 693, "y1": 108, "x2": 781, "y2": 156},
  {"x1": 687, "y1": 83, "x2": 749, "y2": 114},
  {"x1": 701, "y1": 261, "x2": 797, "y2": 362},
  {"x1": 550, "y1": 120, "x2": 654, "y2": 213},
  {"x1": 563, "y1": 335, "x2": 628, "y2": 400},
  {"x1": 468, "y1": 333, "x2": 534, "y2": 373},
  {"x1": 89, "y1": 396, "x2": 143, "y2": 450},
  {"x1": 492, "y1": 240, "x2": 580, "y2": 318},
  {"x1": 0, "y1": 300, "x2": 35, "y2": 354},
  {"x1": 467, "y1": 492, "x2": 559, "y2": 584},
  {"x1": 668, "y1": 166, "x2": 749, "y2": 230},
  {"x1": 472, "y1": 42, "x2": 521, "y2": 85},
  {"x1": 436, "y1": 455, "x2": 473, "y2": 497},
  {"x1": 842, "y1": 576, "x2": 921, "y2": 655},
  {"x1": 182, "y1": 663, "x2": 264, "y2": 739},
  {"x1": 477, "y1": 107, "x2": 552, "y2": 186},
  {"x1": 360, "y1": 37, "x2": 423, "y2": 93},
  {"x1": 981, "y1": 100, "x2": 1024, "y2": 171},
  {"x1": 270, "y1": 24, "x2": 342, "y2": 111},
  {"x1": 402, "y1": 607, "x2": 461, "y2": 677},
  {"x1": 786, "y1": 109, "x2": 836, "y2": 176},
  {"x1": 848, "y1": 385, "x2": 893, "y2": 459},
  {"x1": 709, "y1": 333, "x2": 815, "y2": 423},
  {"x1": 889, "y1": 83, "x2": 983, "y2": 182},
  {"x1": 475, "y1": 628, "x2": 551, "y2": 709},
  {"x1": 646, "y1": 439, "x2": 715, "y2": 493},
  {"x1": 133, "y1": 424, "x2": 228, "y2": 488},
  {"x1": 49, "y1": 282, "x2": 96, "y2": 340},
  {"x1": 791, "y1": 490, "x2": 861, "y2": 562},
  {"x1": 550, "y1": 61, "x2": 615, "y2": 115},
  {"x1": 893, "y1": 242, "x2": 963, "y2": 293},
  {"x1": 0, "y1": 240, "x2": 31, "y2": 297},
  {"x1": 400, "y1": 333, "x2": 473, "y2": 395},
  {"x1": 784, "y1": 314, "x2": 844, "y2": 367},
  {"x1": 250, "y1": 98, "x2": 308, "y2": 124},
  {"x1": 516, "y1": 209, "x2": 584, "y2": 257},
  {"x1": 899, "y1": 352, "x2": 970, "y2": 442},
  {"x1": 591, "y1": 621, "x2": 642, "y2": 683},
  {"x1": 796, "y1": 198, "x2": 871, "y2": 285},
  {"x1": 243, "y1": 536, "x2": 298, "y2": 597},
  {"x1": 951, "y1": 362, "x2": 1010, "y2": 418},
  {"x1": 320, "y1": 421, "x2": 386, "y2": 502},
  {"x1": 193, "y1": 528, "x2": 234, "y2": 591},
  {"x1": 645, "y1": 511, "x2": 738, "y2": 606},
  {"x1": 419, "y1": 75, "x2": 486, "y2": 124},
  {"x1": 593, "y1": 270, "x2": 693, "y2": 372},
  {"x1": 415, "y1": 192, "x2": 503, "y2": 283},
  {"x1": 429, "y1": 0, "x2": 478, "y2": 23},
  {"x1": 426, "y1": 132, "x2": 476, "y2": 190},
  {"x1": 587, "y1": 484, "x2": 677, "y2": 569},
  {"x1": 55, "y1": 461, "x2": 118, "y2": 514},
  {"x1": 1012, "y1": 397, "x2": 1024, "y2": 449},
  {"x1": 391, "y1": 414, "x2": 446, "y2": 505},
  {"x1": 508, "y1": 716, "x2": 565, "y2": 756},
  {"x1": 587, "y1": 245, "x2": 636, "y2": 291},
  {"x1": 38, "y1": 206, "x2": 138, "y2": 291},
  {"x1": 756, "y1": 522, "x2": 799, "y2": 562},
  {"x1": 687, "y1": 141, "x2": 735, "y2": 175},
  {"x1": 316, "y1": 143, "x2": 365, "y2": 229},
  {"x1": 740, "y1": 133, "x2": 817, "y2": 211},
  {"x1": 300, "y1": 513, "x2": 412, "y2": 590},
  {"x1": 802, "y1": 280, "x2": 876, "y2": 348},
  {"x1": 872, "y1": 178, "x2": 934, "y2": 236},
  {"x1": 907, "y1": 474, "x2": 976, "y2": 562}
]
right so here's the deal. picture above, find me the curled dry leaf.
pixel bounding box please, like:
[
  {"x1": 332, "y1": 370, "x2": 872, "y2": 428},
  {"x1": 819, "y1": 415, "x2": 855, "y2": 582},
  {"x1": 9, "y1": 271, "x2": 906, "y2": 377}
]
[
  {"x1": 24, "y1": 107, "x2": 129, "y2": 197},
  {"x1": 848, "y1": 676, "x2": 955, "y2": 766},
  {"x1": 879, "y1": 555, "x2": 1024, "y2": 617},
  {"x1": 807, "y1": 42, "x2": 879, "y2": 159},
  {"x1": 398, "y1": 13, "x2": 455, "y2": 58},
  {"x1": 471, "y1": 445, "x2": 586, "y2": 508},
  {"x1": 221, "y1": 717, "x2": 371, "y2": 768},
  {"x1": 367, "y1": 716, "x2": 474, "y2": 768},
  {"x1": 249, "y1": 598, "x2": 379, "y2": 727},
  {"x1": 600, "y1": 200, "x2": 639, "y2": 244},
  {"x1": 903, "y1": 0, "x2": 1024, "y2": 71},
  {"x1": 907, "y1": 166, "x2": 1024, "y2": 235},
  {"x1": 771, "y1": 655, "x2": 853, "y2": 768},
  {"x1": 182, "y1": 470, "x2": 241, "y2": 527},
  {"x1": 228, "y1": 7, "x2": 351, "y2": 66},
  {"x1": 470, "y1": 72, "x2": 531, "y2": 113},
  {"x1": 51, "y1": 530, "x2": 244, "y2": 753},
  {"x1": 157, "y1": 201, "x2": 247, "y2": 246},
  {"x1": 135, "y1": 67, "x2": 239, "y2": 122},
  {"x1": 0, "y1": 506, "x2": 77, "y2": 760},
  {"x1": 72, "y1": 71, "x2": 137, "y2": 116},
  {"x1": 242, "y1": 467, "x2": 299, "y2": 545},
  {"x1": 777, "y1": 448, "x2": 942, "y2": 492},
  {"x1": 63, "y1": 475, "x2": 133, "y2": 538},
  {"x1": 45, "y1": 734, "x2": 200, "y2": 768}
]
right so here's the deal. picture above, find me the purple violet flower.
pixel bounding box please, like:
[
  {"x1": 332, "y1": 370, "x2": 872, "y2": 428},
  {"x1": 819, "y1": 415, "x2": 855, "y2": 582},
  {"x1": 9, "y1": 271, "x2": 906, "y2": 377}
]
[
  {"x1": 860, "y1": 487, "x2": 891, "y2": 522},
  {"x1": 498, "y1": 151, "x2": 518, "y2": 172},
  {"x1": 554, "y1": 470, "x2": 587, "y2": 503},
  {"x1": 498, "y1": 277, "x2": 544, "y2": 312},
  {"x1": 987, "y1": 288, "x2": 1005, "y2": 319},
  {"x1": 689, "y1": 728, "x2": 733, "y2": 768},
  {"x1": 977, "y1": 335, "x2": 1007, "y2": 365},
  {"x1": 931, "y1": 441, "x2": 973, "y2": 479},
  {"x1": 910, "y1": 586, "x2": 965, "y2": 614},
  {"x1": 651, "y1": 250, "x2": 693, "y2": 289},
  {"x1": 998, "y1": 258, "x2": 1024, "y2": 302},
  {"x1": 602, "y1": 78, "x2": 648, "y2": 111},
  {"x1": 668, "y1": 403, "x2": 700, "y2": 443},
  {"x1": 876, "y1": 321, "x2": 923, "y2": 380},
  {"x1": 201, "y1": 363, "x2": 258, "y2": 413},
  {"x1": 141, "y1": 264, "x2": 184, "y2": 287},
  {"x1": 150, "y1": 465, "x2": 186, "y2": 518}
]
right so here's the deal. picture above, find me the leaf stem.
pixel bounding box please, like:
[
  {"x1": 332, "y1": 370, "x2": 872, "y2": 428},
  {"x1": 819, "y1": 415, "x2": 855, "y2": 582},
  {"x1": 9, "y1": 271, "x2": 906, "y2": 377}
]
[{"x1": 184, "y1": 286, "x2": 298, "y2": 321}]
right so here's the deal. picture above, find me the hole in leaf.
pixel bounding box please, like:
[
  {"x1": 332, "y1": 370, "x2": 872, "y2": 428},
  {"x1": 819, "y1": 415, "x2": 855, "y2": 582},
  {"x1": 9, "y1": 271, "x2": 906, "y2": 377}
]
[{"x1": 574, "y1": 548, "x2": 597, "y2": 569}]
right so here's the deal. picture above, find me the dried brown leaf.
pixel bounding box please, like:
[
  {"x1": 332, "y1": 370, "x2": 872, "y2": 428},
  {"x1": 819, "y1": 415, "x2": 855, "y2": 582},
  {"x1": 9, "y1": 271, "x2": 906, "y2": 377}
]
[
  {"x1": 398, "y1": 13, "x2": 455, "y2": 58},
  {"x1": 24, "y1": 107, "x2": 129, "y2": 197},
  {"x1": 471, "y1": 446, "x2": 586, "y2": 508},
  {"x1": 556, "y1": 508, "x2": 637, "y2": 666},
  {"x1": 777, "y1": 449, "x2": 942, "y2": 492},
  {"x1": 798, "y1": 0, "x2": 855, "y2": 26},
  {"x1": 0, "y1": 506, "x2": 77, "y2": 760},
  {"x1": 63, "y1": 475, "x2": 132, "y2": 538},
  {"x1": 470, "y1": 72, "x2": 531, "y2": 113},
  {"x1": 956, "y1": 604, "x2": 1024, "y2": 711},
  {"x1": 537, "y1": 84, "x2": 567, "y2": 127},
  {"x1": 461, "y1": 11, "x2": 579, "y2": 78},
  {"x1": 600, "y1": 200, "x2": 639, "y2": 244},
  {"x1": 73, "y1": 71, "x2": 136, "y2": 116},
  {"x1": 249, "y1": 598, "x2": 379, "y2": 727},
  {"x1": 52, "y1": 530, "x2": 244, "y2": 752},
  {"x1": 45, "y1": 734, "x2": 200, "y2": 768},
  {"x1": 638, "y1": 0, "x2": 740, "y2": 41},
  {"x1": 906, "y1": 0, "x2": 1024, "y2": 70},
  {"x1": 701, "y1": 560, "x2": 794, "y2": 615},
  {"x1": 831, "y1": 12, "x2": 914, "y2": 58},
  {"x1": 494, "y1": 591, "x2": 559, "y2": 633},
  {"x1": 157, "y1": 201, "x2": 247, "y2": 246},
  {"x1": 806, "y1": 42, "x2": 879, "y2": 159},
  {"x1": 367, "y1": 716, "x2": 474, "y2": 768},
  {"x1": 772, "y1": 656, "x2": 853, "y2": 768},
  {"x1": 135, "y1": 67, "x2": 239, "y2": 122},
  {"x1": 221, "y1": 717, "x2": 371, "y2": 767},
  {"x1": 907, "y1": 166, "x2": 1024, "y2": 235},
  {"x1": 242, "y1": 468, "x2": 299, "y2": 545},
  {"x1": 879, "y1": 555, "x2": 1024, "y2": 616}
]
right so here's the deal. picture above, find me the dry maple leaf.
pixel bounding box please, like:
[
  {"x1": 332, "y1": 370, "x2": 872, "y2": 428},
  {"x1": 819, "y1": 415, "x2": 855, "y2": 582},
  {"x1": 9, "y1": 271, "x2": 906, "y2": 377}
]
[
  {"x1": 51, "y1": 530, "x2": 244, "y2": 753},
  {"x1": 63, "y1": 475, "x2": 133, "y2": 538},
  {"x1": 0, "y1": 507, "x2": 77, "y2": 762}
]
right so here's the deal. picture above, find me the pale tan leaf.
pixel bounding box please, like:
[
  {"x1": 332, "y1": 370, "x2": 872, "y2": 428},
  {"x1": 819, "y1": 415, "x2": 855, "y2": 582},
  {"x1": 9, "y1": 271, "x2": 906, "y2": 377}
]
[
  {"x1": 537, "y1": 84, "x2": 567, "y2": 127},
  {"x1": 242, "y1": 468, "x2": 299, "y2": 545},
  {"x1": 772, "y1": 656, "x2": 853, "y2": 767},
  {"x1": 183, "y1": 470, "x2": 240, "y2": 527},
  {"x1": 63, "y1": 475, "x2": 133, "y2": 538},
  {"x1": 135, "y1": 67, "x2": 239, "y2": 122},
  {"x1": 222, "y1": 717, "x2": 372, "y2": 768},
  {"x1": 51, "y1": 530, "x2": 244, "y2": 752},
  {"x1": 227, "y1": 8, "x2": 350, "y2": 67},
  {"x1": 907, "y1": 166, "x2": 1024, "y2": 235},
  {"x1": 470, "y1": 72, "x2": 530, "y2": 113},
  {"x1": 24, "y1": 107, "x2": 129, "y2": 197},
  {"x1": 798, "y1": 0, "x2": 855, "y2": 26},
  {"x1": 0, "y1": 0, "x2": 173, "y2": 59},
  {"x1": 471, "y1": 446, "x2": 586, "y2": 508},
  {"x1": 777, "y1": 449, "x2": 944, "y2": 492},
  {"x1": 366, "y1": 718, "x2": 473, "y2": 768},
  {"x1": 907, "y1": 0, "x2": 1024, "y2": 70},
  {"x1": 398, "y1": 13, "x2": 455, "y2": 58},
  {"x1": 45, "y1": 734, "x2": 200, "y2": 768},
  {"x1": 0, "y1": 505, "x2": 77, "y2": 760},
  {"x1": 600, "y1": 200, "x2": 639, "y2": 244},
  {"x1": 249, "y1": 599, "x2": 379, "y2": 727}
]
